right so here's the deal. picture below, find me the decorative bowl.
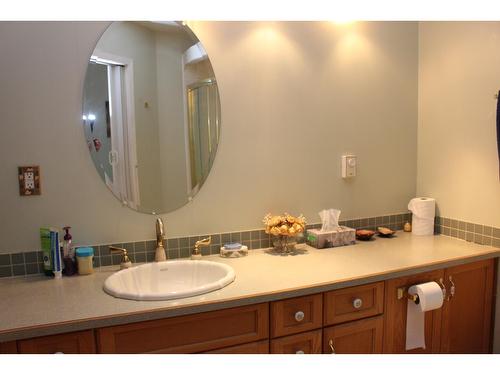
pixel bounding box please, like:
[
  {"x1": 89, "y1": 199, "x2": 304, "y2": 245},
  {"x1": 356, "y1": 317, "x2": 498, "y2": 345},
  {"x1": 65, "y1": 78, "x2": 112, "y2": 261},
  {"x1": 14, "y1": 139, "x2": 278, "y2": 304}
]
[
  {"x1": 356, "y1": 229, "x2": 375, "y2": 241},
  {"x1": 377, "y1": 227, "x2": 396, "y2": 237}
]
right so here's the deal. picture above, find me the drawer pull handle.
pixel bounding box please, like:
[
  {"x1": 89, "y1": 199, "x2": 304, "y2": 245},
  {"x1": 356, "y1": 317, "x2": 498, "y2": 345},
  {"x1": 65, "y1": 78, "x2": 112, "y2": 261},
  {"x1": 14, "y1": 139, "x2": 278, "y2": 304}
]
[
  {"x1": 352, "y1": 298, "x2": 363, "y2": 309},
  {"x1": 294, "y1": 311, "x2": 305, "y2": 322},
  {"x1": 329, "y1": 339, "x2": 336, "y2": 354},
  {"x1": 296, "y1": 350, "x2": 305, "y2": 354}
]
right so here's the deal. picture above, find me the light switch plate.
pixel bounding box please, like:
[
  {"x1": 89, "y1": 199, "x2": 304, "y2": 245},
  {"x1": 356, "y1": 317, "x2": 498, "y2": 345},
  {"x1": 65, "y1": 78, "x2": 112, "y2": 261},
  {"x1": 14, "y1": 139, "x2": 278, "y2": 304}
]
[{"x1": 18, "y1": 166, "x2": 41, "y2": 196}]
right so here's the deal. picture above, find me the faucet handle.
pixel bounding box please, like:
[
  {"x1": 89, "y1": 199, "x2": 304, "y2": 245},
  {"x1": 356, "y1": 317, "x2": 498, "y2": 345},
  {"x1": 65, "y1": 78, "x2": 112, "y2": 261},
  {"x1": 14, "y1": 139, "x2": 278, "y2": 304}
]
[
  {"x1": 109, "y1": 246, "x2": 133, "y2": 269},
  {"x1": 192, "y1": 236, "x2": 212, "y2": 259}
]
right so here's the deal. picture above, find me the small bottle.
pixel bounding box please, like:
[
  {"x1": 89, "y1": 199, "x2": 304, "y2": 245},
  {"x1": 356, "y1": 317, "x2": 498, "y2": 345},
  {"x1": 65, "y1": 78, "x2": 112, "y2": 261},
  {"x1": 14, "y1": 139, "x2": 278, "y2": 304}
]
[
  {"x1": 76, "y1": 247, "x2": 94, "y2": 275},
  {"x1": 404, "y1": 222, "x2": 412, "y2": 232},
  {"x1": 62, "y1": 226, "x2": 77, "y2": 276}
]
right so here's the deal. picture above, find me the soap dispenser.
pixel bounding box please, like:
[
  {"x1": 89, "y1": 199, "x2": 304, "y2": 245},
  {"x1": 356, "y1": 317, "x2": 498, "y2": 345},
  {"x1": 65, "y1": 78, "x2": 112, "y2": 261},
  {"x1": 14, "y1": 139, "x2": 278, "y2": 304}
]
[
  {"x1": 155, "y1": 218, "x2": 167, "y2": 262},
  {"x1": 62, "y1": 226, "x2": 77, "y2": 276}
]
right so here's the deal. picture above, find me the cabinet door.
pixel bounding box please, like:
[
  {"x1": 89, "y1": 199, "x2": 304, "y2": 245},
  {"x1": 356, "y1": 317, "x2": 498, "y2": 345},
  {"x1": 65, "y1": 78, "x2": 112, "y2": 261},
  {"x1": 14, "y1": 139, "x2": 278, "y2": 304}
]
[
  {"x1": 383, "y1": 269, "x2": 444, "y2": 353},
  {"x1": 0, "y1": 341, "x2": 18, "y2": 354},
  {"x1": 271, "y1": 330, "x2": 322, "y2": 354},
  {"x1": 17, "y1": 330, "x2": 96, "y2": 354},
  {"x1": 323, "y1": 316, "x2": 383, "y2": 354},
  {"x1": 205, "y1": 340, "x2": 269, "y2": 354},
  {"x1": 440, "y1": 259, "x2": 494, "y2": 353}
]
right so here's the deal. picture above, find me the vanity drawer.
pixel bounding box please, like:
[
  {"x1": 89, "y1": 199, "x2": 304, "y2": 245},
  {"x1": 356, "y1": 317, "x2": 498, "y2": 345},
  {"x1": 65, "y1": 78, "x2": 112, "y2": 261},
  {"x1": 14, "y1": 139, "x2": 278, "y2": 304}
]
[
  {"x1": 270, "y1": 294, "x2": 322, "y2": 338},
  {"x1": 324, "y1": 282, "x2": 384, "y2": 325},
  {"x1": 97, "y1": 303, "x2": 269, "y2": 353},
  {"x1": 17, "y1": 330, "x2": 96, "y2": 354},
  {"x1": 270, "y1": 330, "x2": 322, "y2": 354},
  {"x1": 204, "y1": 340, "x2": 269, "y2": 354}
]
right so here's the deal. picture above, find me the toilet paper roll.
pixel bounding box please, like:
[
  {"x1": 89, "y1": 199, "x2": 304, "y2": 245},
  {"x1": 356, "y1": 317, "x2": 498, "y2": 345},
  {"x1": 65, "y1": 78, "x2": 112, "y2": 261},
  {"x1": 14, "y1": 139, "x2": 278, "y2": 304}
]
[
  {"x1": 405, "y1": 281, "x2": 444, "y2": 351},
  {"x1": 408, "y1": 197, "x2": 436, "y2": 219},
  {"x1": 408, "y1": 197, "x2": 436, "y2": 236}
]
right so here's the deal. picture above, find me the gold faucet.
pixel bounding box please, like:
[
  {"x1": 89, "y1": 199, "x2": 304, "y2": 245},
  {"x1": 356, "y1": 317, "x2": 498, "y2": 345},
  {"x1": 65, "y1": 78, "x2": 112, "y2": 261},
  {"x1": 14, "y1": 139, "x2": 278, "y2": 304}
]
[
  {"x1": 155, "y1": 218, "x2": 167, "y2": 262},
  {"x1": 191, "y1": 236, "x2": 211, "y2": 259},
  {"x1": 109, "y1": 246, "x2": 133, "y2": 269}
]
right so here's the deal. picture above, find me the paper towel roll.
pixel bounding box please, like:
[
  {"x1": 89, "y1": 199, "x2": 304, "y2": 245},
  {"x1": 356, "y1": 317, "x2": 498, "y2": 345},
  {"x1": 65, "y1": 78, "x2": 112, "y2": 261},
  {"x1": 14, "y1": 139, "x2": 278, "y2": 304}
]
[
  {"x1": 408, "y1": 197, "x2": 436, "y2": 235},
  {"x1": 405, "y1": 281, "x2": 444, "y2": 351}
]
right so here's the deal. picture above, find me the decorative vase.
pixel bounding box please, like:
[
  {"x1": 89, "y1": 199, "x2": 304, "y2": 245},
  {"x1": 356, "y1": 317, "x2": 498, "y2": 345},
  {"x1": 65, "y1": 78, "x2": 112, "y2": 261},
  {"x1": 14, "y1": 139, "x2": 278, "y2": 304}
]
[{"x1": 272, "y1": 235, "x2": 298, "y2": 254}]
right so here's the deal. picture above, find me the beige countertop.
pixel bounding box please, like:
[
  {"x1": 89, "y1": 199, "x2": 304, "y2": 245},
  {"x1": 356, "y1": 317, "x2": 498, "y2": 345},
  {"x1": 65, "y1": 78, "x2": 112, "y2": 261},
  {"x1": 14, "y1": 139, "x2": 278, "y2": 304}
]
[{"x1": 0, "y1": 232, "x2": 499, "y2": 342}]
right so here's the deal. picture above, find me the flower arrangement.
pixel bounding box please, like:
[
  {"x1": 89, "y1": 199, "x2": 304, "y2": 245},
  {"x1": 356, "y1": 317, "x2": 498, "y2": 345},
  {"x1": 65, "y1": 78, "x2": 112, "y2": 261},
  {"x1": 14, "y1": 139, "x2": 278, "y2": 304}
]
[
  {"x1": 263, "y1": 213, "x2": 307, "y2": 236},
  {"x1": 263, "y1": 213, "x2": 306, "y2": 253}
]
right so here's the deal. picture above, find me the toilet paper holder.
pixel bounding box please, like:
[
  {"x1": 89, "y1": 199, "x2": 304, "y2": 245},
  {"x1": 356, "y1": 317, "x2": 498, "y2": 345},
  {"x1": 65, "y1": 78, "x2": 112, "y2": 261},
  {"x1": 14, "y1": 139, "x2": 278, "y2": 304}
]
[{"x1": 396, "y1": 278, "x2": 446, "y2": 304}]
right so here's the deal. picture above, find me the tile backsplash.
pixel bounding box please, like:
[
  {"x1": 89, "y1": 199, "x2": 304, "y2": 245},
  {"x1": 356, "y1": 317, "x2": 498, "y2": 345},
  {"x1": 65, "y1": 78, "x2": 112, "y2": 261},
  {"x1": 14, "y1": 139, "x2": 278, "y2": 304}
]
[
  {"x1": 1, "y1": 212, "x2": 498, "y2": 278},
  {"x1": 434, "y1": 217, "x2": 500, "y2": 248},
  {"x1": 0, "y1": 212, "x2": 411, "y2": 278}
]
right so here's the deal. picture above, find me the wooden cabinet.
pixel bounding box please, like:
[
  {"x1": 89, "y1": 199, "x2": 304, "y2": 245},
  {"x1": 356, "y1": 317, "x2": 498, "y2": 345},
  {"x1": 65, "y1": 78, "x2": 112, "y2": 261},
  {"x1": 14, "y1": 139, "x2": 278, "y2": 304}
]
[
  {"x1": 270, "y1": 294, "x2": 322, "y2": 338},
  {"x1": 97, "y1": 303, "x2": 269, "y2": 353},
  {"x1": 324, "y1": 282, "x2": 384, "y2": 325},
  {"x1": 383, "y1": 269, "x2": 444, "y2": 353},
  {"x1": 0, "y1": 341, "x2": 18, "y2": 354},
  {"x1": 384, "y1": 259, "x2": 495, "y2": 354},
  {"x1": 205, "y1": 340, "x2": 269, "y2": 354},
  {"x1": 271, "y1": 330, "x2": 322, "y2": 354},
  {"x1": 2, "y1": 258, "x2": 495, "y2": 354},
  {"x1": 17, "y1": 330, "x2": 95, "y2": 354},
  {"x1": 440, "y1": 259, "x2": 494, "y2": 353},
  {"x1": 323, "y1": 316, "x2": 384, "y2": 354}
]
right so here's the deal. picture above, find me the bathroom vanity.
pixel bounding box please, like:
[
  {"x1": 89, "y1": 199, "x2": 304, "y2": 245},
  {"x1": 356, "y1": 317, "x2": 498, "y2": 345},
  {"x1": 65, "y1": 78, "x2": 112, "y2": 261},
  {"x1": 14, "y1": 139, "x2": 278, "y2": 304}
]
[{"x1": 0, "y1": 233, "x2": 498, "y2": 354}]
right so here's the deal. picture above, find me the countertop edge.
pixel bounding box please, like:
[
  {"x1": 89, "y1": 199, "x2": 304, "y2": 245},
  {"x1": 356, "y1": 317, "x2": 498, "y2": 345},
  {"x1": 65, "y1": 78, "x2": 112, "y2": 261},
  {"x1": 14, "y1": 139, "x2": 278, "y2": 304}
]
[{"x1": 1, "y1": 247, "x2": 499, "y2": 343}]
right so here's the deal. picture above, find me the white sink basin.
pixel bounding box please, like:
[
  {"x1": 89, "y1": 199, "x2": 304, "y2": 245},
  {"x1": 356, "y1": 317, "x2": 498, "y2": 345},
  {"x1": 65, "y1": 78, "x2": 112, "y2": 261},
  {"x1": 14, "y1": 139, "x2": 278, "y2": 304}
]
[{"x1": 103, "y1": 260, "x2": 235, "y2": 301}]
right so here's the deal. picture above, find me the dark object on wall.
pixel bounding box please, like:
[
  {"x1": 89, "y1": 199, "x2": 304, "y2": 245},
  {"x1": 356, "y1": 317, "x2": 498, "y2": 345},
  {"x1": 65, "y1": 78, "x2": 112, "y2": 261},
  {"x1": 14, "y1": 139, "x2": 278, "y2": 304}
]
[{"x1": 497, "y1": 90, "x2": 500, "y2": 179}]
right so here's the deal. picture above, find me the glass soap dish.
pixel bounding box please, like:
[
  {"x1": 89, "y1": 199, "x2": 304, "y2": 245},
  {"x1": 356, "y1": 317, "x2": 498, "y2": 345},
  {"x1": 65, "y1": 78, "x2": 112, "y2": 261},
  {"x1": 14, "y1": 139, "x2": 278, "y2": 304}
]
[{"x1": 220, "y1": 245, "x2": 249, "y2": 258}]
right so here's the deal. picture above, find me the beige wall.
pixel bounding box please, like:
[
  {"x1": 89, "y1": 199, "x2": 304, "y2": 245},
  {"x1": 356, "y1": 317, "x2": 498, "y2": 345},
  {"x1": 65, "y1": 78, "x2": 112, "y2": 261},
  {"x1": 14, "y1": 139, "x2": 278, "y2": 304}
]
[
  {"x1": 0, "y1": 21, "x2": 418, "y2": 252},
  {"x1": 417, "y1": 22, "x2": 500, "y2": 227},
  {"x1": 417, "y1": 21, "x2": 500, "y2": 354}
]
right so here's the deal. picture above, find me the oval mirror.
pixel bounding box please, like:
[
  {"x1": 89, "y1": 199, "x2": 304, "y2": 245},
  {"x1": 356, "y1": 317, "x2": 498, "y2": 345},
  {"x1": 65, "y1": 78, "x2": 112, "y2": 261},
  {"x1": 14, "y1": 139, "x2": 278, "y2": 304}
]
[{"x1": 82, "y1": 21, "x2": 221, "y2": 214}]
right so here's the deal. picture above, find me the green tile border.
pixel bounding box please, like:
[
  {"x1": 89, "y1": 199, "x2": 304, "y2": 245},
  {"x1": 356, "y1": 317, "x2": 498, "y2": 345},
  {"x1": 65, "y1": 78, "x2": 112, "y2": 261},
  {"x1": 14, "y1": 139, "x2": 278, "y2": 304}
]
[
  {"x1": 2, "y1": 212, "x2": 497, "y2": 279},
  {"x1": 436, "y1": 217, "x2": 500, "y2": 248}
]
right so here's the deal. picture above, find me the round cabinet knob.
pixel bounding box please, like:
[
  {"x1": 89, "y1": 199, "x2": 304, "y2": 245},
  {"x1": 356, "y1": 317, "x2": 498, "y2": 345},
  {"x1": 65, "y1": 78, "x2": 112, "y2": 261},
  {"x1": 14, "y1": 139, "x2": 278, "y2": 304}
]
[
  {"x1": 352, "y1": 298, "x2": 363, "y2": 309},
  {"x1": 295, "y1": 350, "x2": 305, "y2": 354},
  {"x1": 294, "y1": 311, "x2": 305, "y2": 322}
]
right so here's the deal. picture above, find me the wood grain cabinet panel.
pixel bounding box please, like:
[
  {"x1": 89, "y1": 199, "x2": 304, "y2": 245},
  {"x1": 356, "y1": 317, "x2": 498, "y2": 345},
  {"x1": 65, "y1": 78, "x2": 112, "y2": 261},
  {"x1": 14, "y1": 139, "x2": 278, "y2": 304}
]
[
  {"x1": 324, "y1": 282, "x2": 384, "y2": 326},
  {"x1": 440, "y1": 259, "x2": 494, "y2": 353},
  {"x1": 323, "y1": 316, "x2": 384, "y2": 354},
  {"x1": 383, "y1": 269, "x2": 444, "y2": 353},
  {"x1": 205, "y1": 340, "x2": 269, "y2": 354},
  {"x1": 97, "y1": 303, "x2": 269, "y2": 353},
  {"x1": 271, "y1": 330, "x2": 322, "y2": 354},
  {"x1": 0, "y1": 341, "x2": 18, "y2": 354},
  {"x1": 270, "y1": 294, "x2": 322, "y2": 338},
  {"x1": 17, "y1": 330, "x2": 96, "y2": 354}
]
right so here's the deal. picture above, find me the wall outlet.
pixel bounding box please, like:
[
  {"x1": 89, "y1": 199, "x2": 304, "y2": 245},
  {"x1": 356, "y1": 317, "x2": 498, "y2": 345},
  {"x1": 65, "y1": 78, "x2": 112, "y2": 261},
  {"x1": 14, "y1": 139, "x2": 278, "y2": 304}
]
[{"x1": 18, "y1": 166, "x2": 41, "y2": 196}]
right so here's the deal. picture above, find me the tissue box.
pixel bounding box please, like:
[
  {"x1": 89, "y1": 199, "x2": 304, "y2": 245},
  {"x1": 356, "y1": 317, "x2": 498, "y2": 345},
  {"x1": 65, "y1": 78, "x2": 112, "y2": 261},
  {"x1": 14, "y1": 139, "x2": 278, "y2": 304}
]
[{"x1": 306, "y1": 226, "x2": 356, "y2": 249}]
